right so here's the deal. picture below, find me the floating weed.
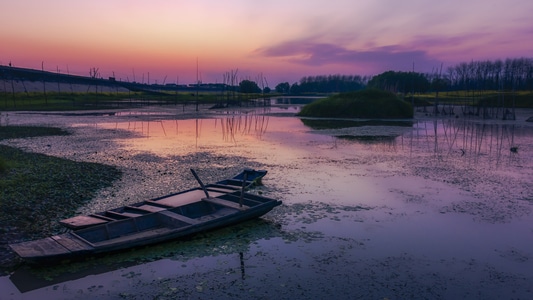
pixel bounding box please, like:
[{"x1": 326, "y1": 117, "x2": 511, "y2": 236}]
[
  {"x1": 269, "y1": 201, "x2": 373, "y2": 226},
  {"x1": 122, "y1": 271, "x2": 142, "y2": 279}
]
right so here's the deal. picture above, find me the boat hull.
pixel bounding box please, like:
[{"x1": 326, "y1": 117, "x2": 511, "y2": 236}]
[{"x1": 9, "y1": 172, "x2": 281, "y2": 265}]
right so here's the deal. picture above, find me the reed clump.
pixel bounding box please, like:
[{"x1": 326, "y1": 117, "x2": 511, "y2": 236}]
[{"x1": 298, "y1": 89, "x2": 413, "y2": 119}]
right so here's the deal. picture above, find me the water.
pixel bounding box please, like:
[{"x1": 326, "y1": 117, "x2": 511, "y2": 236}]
[{"x1": 2, "y1": 106, "x2": 533, "y2": 299}]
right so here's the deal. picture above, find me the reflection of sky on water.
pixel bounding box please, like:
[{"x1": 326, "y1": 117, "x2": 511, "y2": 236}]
[
  {"x1": 2, "y1": 111, "x2": 533, "y2": 299},
  {"x1": 98, "y1": 114, "x2": 328, "y2": 163}
]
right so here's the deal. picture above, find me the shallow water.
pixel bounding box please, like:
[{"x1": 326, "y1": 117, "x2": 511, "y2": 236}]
[{"x1": 2, "y1": 106, "x2": 533, "y2": 299}]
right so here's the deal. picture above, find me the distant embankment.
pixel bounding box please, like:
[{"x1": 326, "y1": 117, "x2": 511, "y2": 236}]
[
  {"x1": 0, "y1": 65, "x2": 130, "y2": 93},
  {"x1": 0, "y1": 65, "x2": 230, "y2": 94},
  {"x1": 298, "y1": 89, "x2": 413, "y2": 119}
]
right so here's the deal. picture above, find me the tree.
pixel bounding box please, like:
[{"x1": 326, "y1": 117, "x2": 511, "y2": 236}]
[
  {"x1": 239, "y1": 79, "x2": 261, "y2": 93},
  {"x1": 290, "y1": 82, "x2": 301, "y2": 94},
  {"x1": 367, "y1": 71, "x2": 430, "y2": 93},
  {"x1": 275, "y1": 82, "x2": 290, "y2": 93},
  {"x1": 298, "y1": 74, "x2": 365, "y2": 93}
]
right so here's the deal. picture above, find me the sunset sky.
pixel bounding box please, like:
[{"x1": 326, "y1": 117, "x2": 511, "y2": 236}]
[{"x1": 1, "y1": 0, "x2": 532, "y2": 86}]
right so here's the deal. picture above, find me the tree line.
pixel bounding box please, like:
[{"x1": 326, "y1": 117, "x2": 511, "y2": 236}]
[
  {"x1": 271, "y1": 57, "x2": 533, "y2": 95},
  {"x1": 275, "y1": 74, "x2": 368, "y2": 94},
  {"x1": 3, "y1": 57, "x2": 532, "y2": 95},
  {"x1": 445, "y1": 58, "x2": 533, "y2": 92}
]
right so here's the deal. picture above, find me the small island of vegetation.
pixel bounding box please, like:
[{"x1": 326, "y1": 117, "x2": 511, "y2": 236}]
[{"x1": 297, "y1": 89, "x2": 413, "y2": 119}]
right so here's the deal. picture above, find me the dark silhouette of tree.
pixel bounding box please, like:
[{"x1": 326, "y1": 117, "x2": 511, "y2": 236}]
[
  {"x1": 367, "y1": 71, "x2": 430, "y2": 93},
  {"x1": 298, "y1": 74, "x2": 365, "y2": 93},
  {"x1": 275, "y1": 82, "x2": 290, "y2": 93},
  {"x1": 239, "y1": 79, "x2": 261, "y2": 93},
  {"x1": 290, "y1": 82, "x2": 301, "y2": 94},
  {"x1": 445, "y1": 57, "x2": 533, "y2": 92}
]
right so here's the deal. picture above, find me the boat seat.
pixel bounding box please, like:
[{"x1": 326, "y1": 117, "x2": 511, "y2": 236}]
[
  {"x1": 157, "y1": 210, "x2": 201, "y2": 225},
  {"x1": 202, "y1": 197, "x2": 248, "y2": 211},
  {"x1": 133, "y1": 204, "x2": 167, "y2": 213},
  {"x1": 206, "y1": 186, "x2": 238, "y2": 193},
  {"x1": 59, "y1": 215, "x2": 109, "y2": 229},
  {"x1": 106, "y1": 211, "x2": 143, "y2": 219}
]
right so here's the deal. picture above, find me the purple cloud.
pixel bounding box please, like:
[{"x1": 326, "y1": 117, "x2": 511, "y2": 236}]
[{"x1": 255, "y1": 39, "x2": 440, "y2": 73}]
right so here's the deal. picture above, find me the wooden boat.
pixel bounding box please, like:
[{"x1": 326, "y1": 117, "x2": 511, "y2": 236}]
[
  {"x1": 58, "y1": 168, "x2": 267, "y2": 230},
  {"x1": 9, "y1": 169, "x2": 281, "y2": 264}
]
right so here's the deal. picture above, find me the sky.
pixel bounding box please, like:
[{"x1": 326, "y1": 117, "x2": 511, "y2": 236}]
[{"x1": 1, "y1": 0, "x2": 532, "y2": 86}]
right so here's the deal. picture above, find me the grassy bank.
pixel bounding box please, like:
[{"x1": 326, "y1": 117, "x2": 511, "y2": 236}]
[
  {"x1": 0, "y1": 91, "x2": 269, "y2": 111},
  {"x1": 412, "y1": 90, "x2": 533, "y2": 108},
  {"x1": 298, "y1": 89, "x2": 413, "y2": 118},
  {"x1": 0, "y1": 126, "x2": 121, "y2": 267},
  {"x1": 0, "y1": 145, "x2": 121, "y2": 235},
  {"x1": 0, "y1": 91, "x2": 210, "y2": 111}
]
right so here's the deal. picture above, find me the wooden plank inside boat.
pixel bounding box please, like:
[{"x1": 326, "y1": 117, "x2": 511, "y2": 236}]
[
  {"x1": 59, "y1": 215, "x2": 109, "y2": 229},
  {"x1": 9, "y1": 237, "x2": 70, "y2": 258},
  {"x1": 51, "y1": 234, "x2": 92, "y2": 251},
  {"x1": 134, "y1": 204, "x2": 167, "y2": 213},
  {"x1": 92, "y1": 227, "x2": 174, "y2": 247},
  {"x1": 155, "y1": 190, "x2": 225, "y2": 207},
  {"x1": 203, "y1": 197, "x2": 249, "y2": 211},
  {"x1": 157, "y1": 210, "x2": 201, "y2": 225},
  {"x1": 206, "y1": 186, "x2": 240, "y2": 193},
  {"x1": 117, "y1": 211, "x2": 144, "y2": 218}
]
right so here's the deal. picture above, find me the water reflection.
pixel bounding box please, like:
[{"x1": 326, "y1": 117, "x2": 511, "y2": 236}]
[
  {"x1": 218, "y1": 113, "x2": 269, "y2": 142},
  {"x1": 409, "y1": 119, "x2": 527, "y2": 167},
  {"x1": 336, "y1": 135, "x2": 398, "y2": 144},
  {"x1": 301, "y1": 118, "x2": 413, "y2": 130},
  {"x1": 299, "y1": 116, "x2": 530, "y2": 168},
  {"x1": 106, "y1": 113, "x2": 269, "y2": 143},
  {"x1": 3, "y1": 109, "x2": 533, "y2": 299},
  {"x1": 8, "y1": 219, "x2": 281, "y2": 294},
  {"x1": 270, "y1": 96, "x2": 322, "y2": 105},
  {"x1": 93, "y1": 112, "x2": 272, "y2": 156},
  {"x1": 95, "y1": 114, "x2": 533, "y2": 171}
]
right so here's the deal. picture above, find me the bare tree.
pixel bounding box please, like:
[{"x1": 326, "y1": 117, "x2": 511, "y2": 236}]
[
  {"x1": 88, "y1": 67, "x2": 100, "y2": 93},
  {"x1": 42, "y1": 61, "x2": 47, "y2": 105}
]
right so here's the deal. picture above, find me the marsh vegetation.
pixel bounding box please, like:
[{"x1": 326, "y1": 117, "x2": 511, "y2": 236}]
[{"x1": 297, "y1": 89, "x2": 413, "y2": 118}]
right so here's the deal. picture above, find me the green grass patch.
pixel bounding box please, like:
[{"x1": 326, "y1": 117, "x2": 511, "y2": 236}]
[
  {"x1": 412, "y1": 91, "x2": 533, "y2": 108},
  {"x1": 476, "y1": 93, "x2": 533, "y2": 108},
  {"x1": 0, "y1": 145, "x2": 121, "y2": 238},
  {"x1": 0, "y1": 125, "x2": 121, "y2": 245},
  {"x1": 298, "y1": 89, "x2": 413, "y2": 118},
  {"x1": 0, "y1": 157, "x2": 7, "y2": 174},
  {"x1": 0, "y1": 92, "x2": 136, "y2": 111},
  {"x1": 0, "y1": 91, "x2": 266, "y2": 111}
]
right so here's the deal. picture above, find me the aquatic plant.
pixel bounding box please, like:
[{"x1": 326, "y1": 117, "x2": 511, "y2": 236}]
[{"x1": 297, "y1": 88, "x2": 413, "y2": 119}]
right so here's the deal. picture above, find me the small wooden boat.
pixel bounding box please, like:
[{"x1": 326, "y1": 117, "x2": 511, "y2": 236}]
[
  {"x1": 9, "y1": 169, "x2": 281, "y2": 264},
  {"x1": 57, "y1": 168, "x2": 268, "y2": 230}
]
